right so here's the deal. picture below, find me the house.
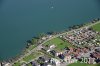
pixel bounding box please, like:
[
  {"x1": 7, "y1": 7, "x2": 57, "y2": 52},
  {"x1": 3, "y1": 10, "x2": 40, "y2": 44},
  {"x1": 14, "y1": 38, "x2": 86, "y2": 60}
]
[
  {"x1": 50, "y1": 58, "x2": 61, "y2": 66},
  {"x1": 0, "y1": 63, "x2": 1, "y2": 66},
  {"x1": 30, "y1": 61, "x2": 37, "y2": 66},
  {"x1": 58, "y1": 54, "x2": 65, "y2": 59},
  {"x1": 50, "y1": 45, "x2": 56, "y2": 49},
  {"x1": 50, "y1": 50, "x2": 56, "y2": 56},
  {"x1": 95, "y1": 48, "x2": 100, "y2": 52}
]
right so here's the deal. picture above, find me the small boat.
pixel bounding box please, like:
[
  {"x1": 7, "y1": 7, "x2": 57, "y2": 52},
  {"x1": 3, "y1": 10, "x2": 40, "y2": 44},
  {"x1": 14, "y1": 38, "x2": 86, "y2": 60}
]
[{"x1": 51, "y1": 6, "x2": 54, "y2": 9}]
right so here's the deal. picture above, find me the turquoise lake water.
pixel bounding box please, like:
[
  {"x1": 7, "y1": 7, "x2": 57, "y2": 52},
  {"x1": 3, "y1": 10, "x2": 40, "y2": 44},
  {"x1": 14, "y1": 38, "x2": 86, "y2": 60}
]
[{"x1": 0, "y1": 0, "x2": 100, "y2": 60}]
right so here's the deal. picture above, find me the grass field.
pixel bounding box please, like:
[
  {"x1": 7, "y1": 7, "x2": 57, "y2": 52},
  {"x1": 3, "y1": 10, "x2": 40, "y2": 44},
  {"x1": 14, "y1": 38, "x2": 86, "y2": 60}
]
[
  {"x1": 92, "y1": 21, "x2": 100, "y2": 31},
  {"x1": 27, "y1": 63, "x2": 32, "y2": 66},
  {"x1": 23, "y1": 52, "x2": 42, "y2": 62},
  {"x1": 44, "y1": 37, "x2": 74, "y2": 51},
  {"x1": 68, "y1": 62, "x2": 100, "y2": 66},
  {"x1": 13, "y1": 62, "x2": 21, "y2": 66},
  {"x1": 13, "y1": 52, "x2": 42, "y2": 66},
  {"x1": 28, "y1": 45, "x2": 36, "y2": 50}
]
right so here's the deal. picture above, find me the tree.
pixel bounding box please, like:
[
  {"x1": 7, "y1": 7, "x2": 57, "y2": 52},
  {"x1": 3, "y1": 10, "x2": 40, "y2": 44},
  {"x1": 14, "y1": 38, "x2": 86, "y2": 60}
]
[
  {"x1": 38, "y1": 33, "x2": 47, "y2": 38},
  {"x1": 27, "y1": 40, "x2": 32, "y2": 44},
  {"x1": 31, "y1": 38, "x2": 38, "y2": 44}
]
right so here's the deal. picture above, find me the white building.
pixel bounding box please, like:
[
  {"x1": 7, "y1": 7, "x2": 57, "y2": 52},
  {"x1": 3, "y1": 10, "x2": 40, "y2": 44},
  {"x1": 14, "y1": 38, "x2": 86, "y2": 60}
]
[{"x1": 4, "y1": 63, "x2": 11, "y2": 66}]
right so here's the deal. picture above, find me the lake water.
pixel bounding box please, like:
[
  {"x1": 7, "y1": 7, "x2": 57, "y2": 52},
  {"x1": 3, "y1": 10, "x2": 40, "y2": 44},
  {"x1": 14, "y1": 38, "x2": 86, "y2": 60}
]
[{"x1": 0, "y1": 0, "x2": 100, "y2": 60}]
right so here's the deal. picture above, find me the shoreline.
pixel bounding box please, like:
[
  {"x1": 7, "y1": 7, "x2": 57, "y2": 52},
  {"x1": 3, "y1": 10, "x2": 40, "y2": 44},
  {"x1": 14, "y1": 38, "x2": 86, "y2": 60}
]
[{"x1": 1, "y1": 18, "x2": 100, "y2": 66}]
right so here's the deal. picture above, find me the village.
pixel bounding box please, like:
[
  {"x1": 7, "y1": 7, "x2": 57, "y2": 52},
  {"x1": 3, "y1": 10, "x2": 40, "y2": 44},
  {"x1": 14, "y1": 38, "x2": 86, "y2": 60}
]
[{"x1": 1, "y1": 20, "x2": 100, "y2": 66}]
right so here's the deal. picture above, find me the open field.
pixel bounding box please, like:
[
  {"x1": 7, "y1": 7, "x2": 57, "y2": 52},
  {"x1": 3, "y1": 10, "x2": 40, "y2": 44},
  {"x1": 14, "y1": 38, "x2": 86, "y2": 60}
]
[
  {"x1": 23, "y1": 52, "x2": 42, "y2": 62},
  {"x1": 44, "y1": 37, "x2": 74, "y2": 51},
  {"x1": 68, "y1": 62, "x2": 100, "y2": 66},
  {"x1": 13, "y1": 52, "x2": 43, "y2": 66},
  {"x1": 13, "y1": 62, "x2": 20, "y2": 66},
  {"x1": 92, "y1": 21, "x2": 100, "y2": 31}
]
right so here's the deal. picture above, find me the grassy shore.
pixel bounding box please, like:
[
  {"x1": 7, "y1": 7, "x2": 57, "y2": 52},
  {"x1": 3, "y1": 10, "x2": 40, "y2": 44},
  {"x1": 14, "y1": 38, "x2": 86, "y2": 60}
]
[
  {"x1": 13, "y1": 52, "x2": 43, "y2": 66},
  {"x1": 23, "y1": 52, "x2": 41, "y2": 62}
]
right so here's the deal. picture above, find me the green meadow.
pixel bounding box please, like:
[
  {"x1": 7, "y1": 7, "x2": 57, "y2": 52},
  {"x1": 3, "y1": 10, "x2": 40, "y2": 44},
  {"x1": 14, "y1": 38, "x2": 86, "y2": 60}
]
[
  {"x1": 44, "y1": 37, "x2": 74, "y2": 51},
  {"x1": 68, "y1": 63, "x2": 100, "y2": 66},
  {"x1": 92, "y1": 21, "x2": 100, "y2": 31}
]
